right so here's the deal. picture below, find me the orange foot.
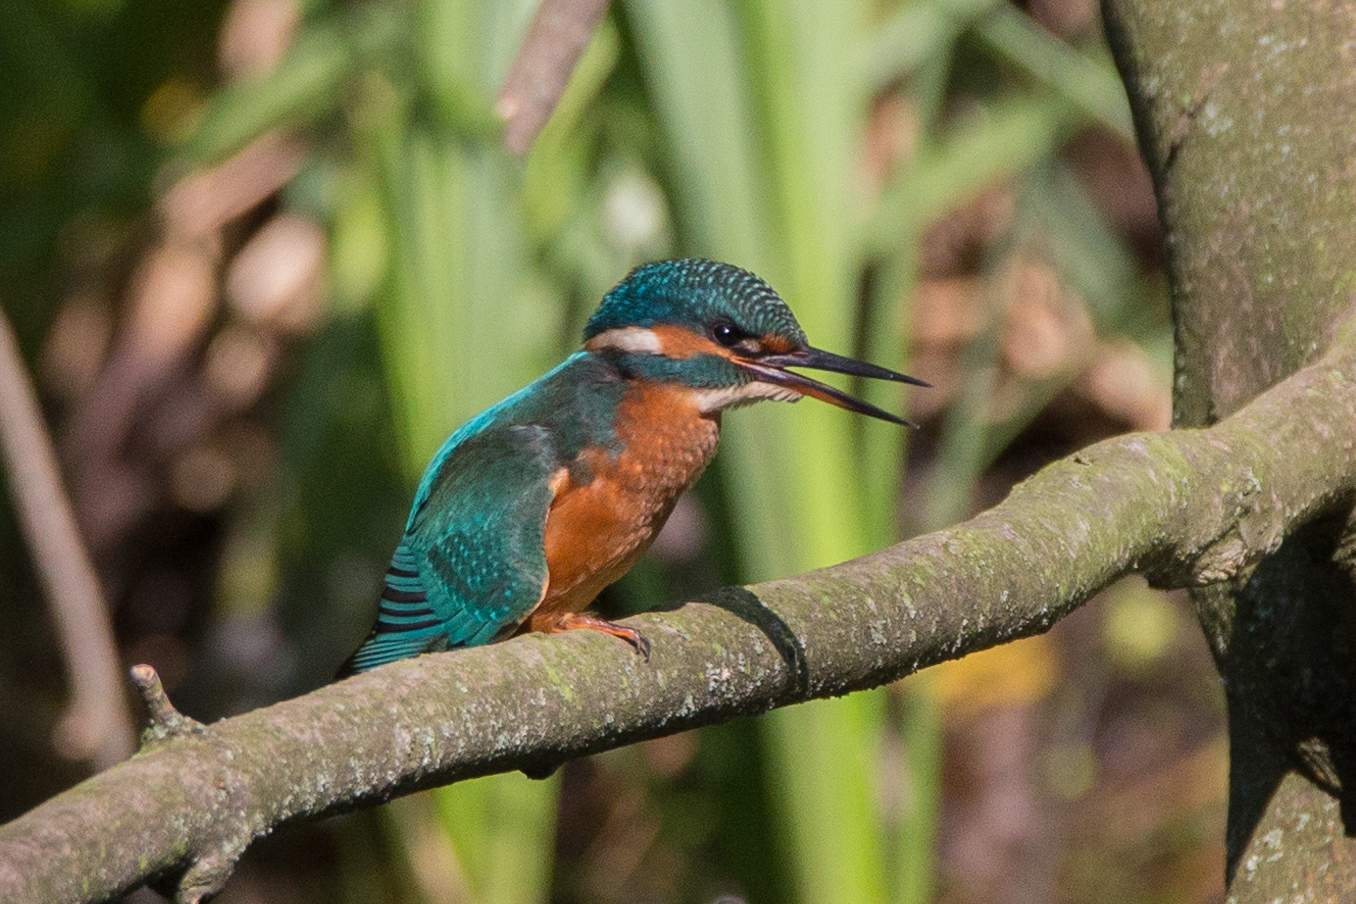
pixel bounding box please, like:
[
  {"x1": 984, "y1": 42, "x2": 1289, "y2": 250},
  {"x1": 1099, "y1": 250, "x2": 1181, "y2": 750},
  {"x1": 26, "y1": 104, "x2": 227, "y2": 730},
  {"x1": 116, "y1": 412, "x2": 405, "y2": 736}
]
[{"x1": 546, "y1": 612, "x2": 651, "y2": 660}]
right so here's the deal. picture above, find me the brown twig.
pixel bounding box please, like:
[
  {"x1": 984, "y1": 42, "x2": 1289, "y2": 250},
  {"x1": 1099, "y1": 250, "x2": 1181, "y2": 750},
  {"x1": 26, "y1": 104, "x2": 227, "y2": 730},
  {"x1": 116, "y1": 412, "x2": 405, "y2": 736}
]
[
  {"x1": 496, "y1": 0, "x2": 610, "y2": 155},
  {"x1": 0, "y1": 306, "x2": 134, "y2": 769},
  {"x1": 130, "y1": 663, "x2": 203, "y2": 746}
]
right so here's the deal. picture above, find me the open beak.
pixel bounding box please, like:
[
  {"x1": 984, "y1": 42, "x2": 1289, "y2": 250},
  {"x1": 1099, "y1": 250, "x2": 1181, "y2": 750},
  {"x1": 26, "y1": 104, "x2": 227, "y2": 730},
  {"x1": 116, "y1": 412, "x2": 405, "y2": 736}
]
[{"x1": 738, "y1": 347, "x2": 931, "y2": 427}]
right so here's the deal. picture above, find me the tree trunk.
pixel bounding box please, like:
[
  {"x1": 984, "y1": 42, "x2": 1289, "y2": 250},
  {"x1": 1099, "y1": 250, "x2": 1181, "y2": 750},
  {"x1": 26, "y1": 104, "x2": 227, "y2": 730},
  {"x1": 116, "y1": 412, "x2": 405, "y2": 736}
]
[{"x1": 1103, "y1": 0, "x2": 1356, "y2": 895}]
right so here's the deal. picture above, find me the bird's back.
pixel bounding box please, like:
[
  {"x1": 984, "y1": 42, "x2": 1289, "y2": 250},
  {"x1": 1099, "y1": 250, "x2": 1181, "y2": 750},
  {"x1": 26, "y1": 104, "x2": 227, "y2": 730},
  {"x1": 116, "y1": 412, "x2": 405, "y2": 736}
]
[{"x1": 405, "y1": 352, "x2": 629, "y2": 528}]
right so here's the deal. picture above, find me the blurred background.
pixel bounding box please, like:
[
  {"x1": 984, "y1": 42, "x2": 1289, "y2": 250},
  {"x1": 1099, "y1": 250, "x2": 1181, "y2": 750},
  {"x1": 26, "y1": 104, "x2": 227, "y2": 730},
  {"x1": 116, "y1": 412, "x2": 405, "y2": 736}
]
[{"x1": 0, "y1": 0, "x2": 1226, "y2": 902}]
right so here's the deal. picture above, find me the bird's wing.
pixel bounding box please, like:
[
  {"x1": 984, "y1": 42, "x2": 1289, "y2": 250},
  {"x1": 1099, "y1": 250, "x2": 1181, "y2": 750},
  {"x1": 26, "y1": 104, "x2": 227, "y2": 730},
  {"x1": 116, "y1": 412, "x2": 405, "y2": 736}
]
[{"x1": 340, "y1": 424, "x2": 557, "y2": 674}]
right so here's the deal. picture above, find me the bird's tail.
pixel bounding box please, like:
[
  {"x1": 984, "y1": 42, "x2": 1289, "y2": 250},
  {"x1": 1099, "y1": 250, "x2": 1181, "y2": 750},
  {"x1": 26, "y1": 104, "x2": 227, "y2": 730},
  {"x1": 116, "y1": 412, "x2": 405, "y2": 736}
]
[{"x1": 335, "y1": 541, "x2": 448, "y2": 677}]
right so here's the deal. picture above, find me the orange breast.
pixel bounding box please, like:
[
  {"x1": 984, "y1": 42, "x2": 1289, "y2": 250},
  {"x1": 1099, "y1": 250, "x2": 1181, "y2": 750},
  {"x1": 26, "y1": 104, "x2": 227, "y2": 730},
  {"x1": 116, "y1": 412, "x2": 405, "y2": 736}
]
[{"x1": 525, "y1": 384, "x2": 721, "y2": 632}]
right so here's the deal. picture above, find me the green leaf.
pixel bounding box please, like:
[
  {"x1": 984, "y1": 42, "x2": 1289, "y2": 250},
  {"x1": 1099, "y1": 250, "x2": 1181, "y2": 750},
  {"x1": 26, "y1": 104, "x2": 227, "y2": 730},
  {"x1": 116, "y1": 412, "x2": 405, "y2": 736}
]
[{"x1": 975, "y1": 5, "x2": 1133, "y2": 139}]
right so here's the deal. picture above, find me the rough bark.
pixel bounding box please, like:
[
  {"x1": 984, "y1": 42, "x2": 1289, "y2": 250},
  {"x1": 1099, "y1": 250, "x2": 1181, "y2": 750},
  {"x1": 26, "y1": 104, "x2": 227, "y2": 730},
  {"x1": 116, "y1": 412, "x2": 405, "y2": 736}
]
[
  {"x1": 2, "y1": 328, "x2": 1355, "y2": 903},
  {"x1": 1102, "y1": 0, "x2": 1356, "y2": 896}
]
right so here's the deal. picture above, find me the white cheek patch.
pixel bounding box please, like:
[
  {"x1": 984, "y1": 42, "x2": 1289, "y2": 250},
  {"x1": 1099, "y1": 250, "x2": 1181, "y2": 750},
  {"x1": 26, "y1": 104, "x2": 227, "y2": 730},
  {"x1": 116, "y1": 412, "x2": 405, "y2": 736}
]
[
  {"x1": 689, "y1": 382, "x2": 802, "y2": 413},
  {"x1": 585, "y1": 327, "x2": 663, "y2": 354}
]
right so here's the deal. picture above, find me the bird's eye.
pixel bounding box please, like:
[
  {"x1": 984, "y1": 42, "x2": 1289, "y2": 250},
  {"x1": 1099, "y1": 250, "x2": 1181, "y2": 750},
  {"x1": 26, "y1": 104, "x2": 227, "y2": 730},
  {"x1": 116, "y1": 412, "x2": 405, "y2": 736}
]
[{"x1": 711, "y1": 321, "x2": 742, "y2": 348}]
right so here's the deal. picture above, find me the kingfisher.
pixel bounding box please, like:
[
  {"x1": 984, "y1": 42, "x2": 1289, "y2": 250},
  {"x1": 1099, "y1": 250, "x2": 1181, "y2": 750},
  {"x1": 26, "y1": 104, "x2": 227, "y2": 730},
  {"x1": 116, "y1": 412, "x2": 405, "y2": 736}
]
[{"x1": 339, "y1": 259, "x2": 927, "y2": 675}]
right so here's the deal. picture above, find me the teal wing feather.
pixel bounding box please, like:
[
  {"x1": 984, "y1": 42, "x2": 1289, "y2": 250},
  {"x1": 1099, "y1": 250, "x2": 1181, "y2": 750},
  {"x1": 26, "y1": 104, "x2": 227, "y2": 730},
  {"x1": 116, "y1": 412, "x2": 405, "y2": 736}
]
[{"x1": 340, "y1": 424, "x2": 557, "y2": 674}]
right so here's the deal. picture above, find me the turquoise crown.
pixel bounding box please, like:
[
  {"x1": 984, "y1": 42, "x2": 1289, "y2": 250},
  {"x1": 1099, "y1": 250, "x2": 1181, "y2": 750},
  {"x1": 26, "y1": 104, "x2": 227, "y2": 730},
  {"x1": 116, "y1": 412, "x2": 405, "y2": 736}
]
[{"x1": 584, "y1": 259, "x2": 806, "y2": 345}]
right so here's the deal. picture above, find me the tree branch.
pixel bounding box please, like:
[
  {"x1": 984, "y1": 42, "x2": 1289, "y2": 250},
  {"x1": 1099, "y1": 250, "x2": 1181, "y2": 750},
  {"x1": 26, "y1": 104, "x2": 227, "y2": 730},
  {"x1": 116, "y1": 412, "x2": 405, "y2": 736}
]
[
  {"x1": 0, "y1": 307, "x2": 134, "y2": 770},
  {"x1": 496, "y1": 0, "x2": 610, "y2": 155},
  {"x1": 2, "y1": 323, "x2": 1354, "y2": 903}
]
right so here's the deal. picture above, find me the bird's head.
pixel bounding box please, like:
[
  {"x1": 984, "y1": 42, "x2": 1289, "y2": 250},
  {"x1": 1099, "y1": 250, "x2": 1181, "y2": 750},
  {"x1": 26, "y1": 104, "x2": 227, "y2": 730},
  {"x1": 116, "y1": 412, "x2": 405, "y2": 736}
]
[{"x1": 583, "y1": 259, "x2": 928, "y2": 425}]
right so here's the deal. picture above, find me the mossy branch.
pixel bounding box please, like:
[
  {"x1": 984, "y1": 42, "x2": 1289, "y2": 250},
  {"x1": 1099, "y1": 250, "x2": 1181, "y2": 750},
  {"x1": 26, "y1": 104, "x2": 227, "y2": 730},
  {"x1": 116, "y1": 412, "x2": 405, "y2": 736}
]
[{"x1": 2, "y1": 327, "x2": 1354, "y2": 903}]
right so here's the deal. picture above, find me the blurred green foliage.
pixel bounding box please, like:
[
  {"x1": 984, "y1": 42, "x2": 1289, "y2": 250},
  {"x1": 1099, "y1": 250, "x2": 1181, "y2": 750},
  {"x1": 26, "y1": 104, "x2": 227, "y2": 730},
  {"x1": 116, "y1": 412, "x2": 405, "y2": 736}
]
[
  {"x1": 0, "y1": 0, "x2": 231, "y2": 821},
  {"x1": 0, "y1": 0, "x2": 1198, "y2": 901}
]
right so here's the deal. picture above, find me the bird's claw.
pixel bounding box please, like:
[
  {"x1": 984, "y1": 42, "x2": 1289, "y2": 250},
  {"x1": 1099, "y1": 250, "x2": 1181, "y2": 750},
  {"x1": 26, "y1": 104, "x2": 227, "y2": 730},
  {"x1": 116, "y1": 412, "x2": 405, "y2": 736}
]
[
  {"x1": 629, "y1": 630, "x2": 652, "y2": 661},
  {"x1": 552, "y1": 613, "x2": 651, "y2": 661}
]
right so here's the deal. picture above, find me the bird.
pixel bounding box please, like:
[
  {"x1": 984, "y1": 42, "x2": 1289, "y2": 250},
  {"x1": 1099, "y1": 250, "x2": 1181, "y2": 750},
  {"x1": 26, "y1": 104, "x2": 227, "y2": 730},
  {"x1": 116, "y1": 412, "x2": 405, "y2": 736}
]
[{"x1": 339, "y1": 259, "x2": 928, "y2": 675}]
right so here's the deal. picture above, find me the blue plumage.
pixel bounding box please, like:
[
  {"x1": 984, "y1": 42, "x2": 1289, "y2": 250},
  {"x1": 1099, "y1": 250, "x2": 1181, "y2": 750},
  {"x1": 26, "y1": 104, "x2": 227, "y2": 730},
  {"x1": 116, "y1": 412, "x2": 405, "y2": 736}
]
[{"x1": 340, "y1": 355, "x2": 624, "y2": 674}]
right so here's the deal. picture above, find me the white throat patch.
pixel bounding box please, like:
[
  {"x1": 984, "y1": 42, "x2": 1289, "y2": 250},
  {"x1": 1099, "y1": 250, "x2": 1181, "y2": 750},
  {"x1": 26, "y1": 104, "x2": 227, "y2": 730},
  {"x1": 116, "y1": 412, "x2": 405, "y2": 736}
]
[{"x1": 689, "y1": 382, "x2": 802, "y2": 413}]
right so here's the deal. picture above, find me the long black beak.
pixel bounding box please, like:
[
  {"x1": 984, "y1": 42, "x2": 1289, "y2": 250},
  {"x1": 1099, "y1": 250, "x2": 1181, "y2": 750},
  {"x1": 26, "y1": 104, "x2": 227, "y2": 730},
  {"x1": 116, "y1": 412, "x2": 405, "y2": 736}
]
[{"x1": 738, "y1": 347, "x2": 931, "y2": 427}]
